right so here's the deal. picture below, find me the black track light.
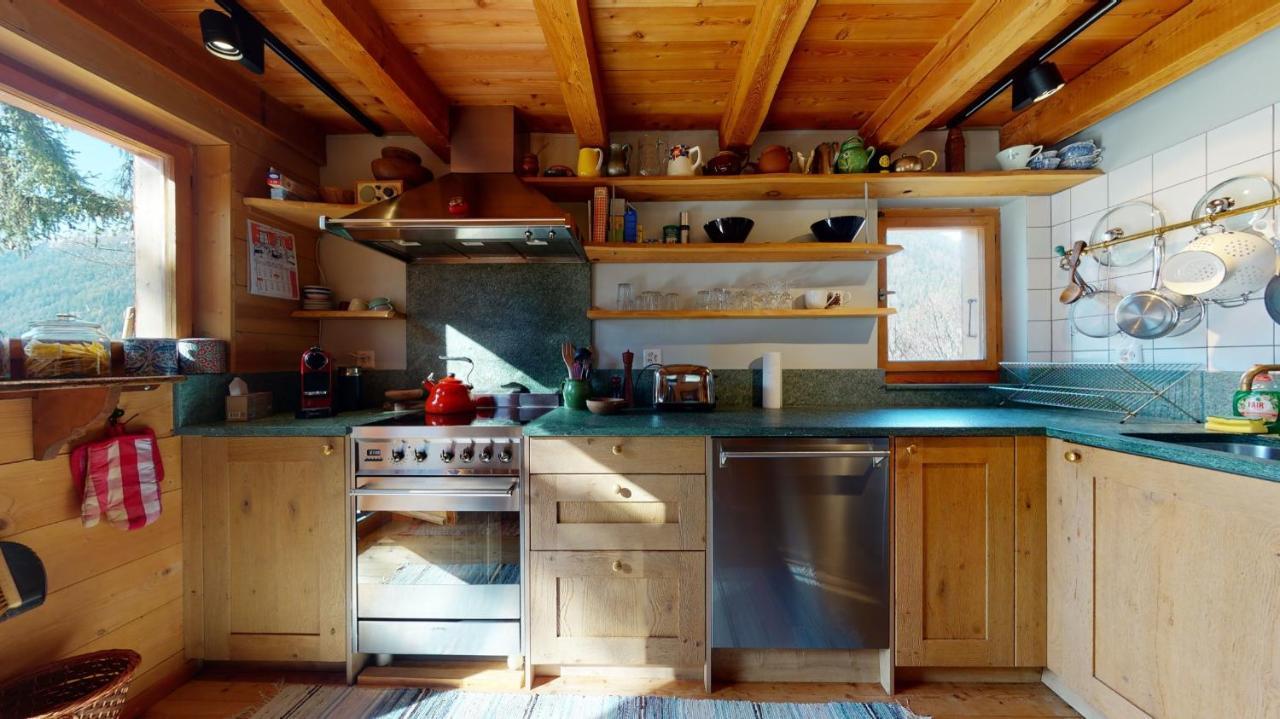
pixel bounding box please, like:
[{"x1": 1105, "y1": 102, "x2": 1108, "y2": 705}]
[
  {"x1": 1013, "y1": 62, "x2": 1066, "y2": 111},
  {"x1": 199, "y1": 8, "x2": 263, "y2": 74}
]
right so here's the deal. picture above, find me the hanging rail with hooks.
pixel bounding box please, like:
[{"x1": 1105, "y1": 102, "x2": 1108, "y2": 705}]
[{"x1": 1061, "y1": 196, "x2": 1280, "y2": 256}]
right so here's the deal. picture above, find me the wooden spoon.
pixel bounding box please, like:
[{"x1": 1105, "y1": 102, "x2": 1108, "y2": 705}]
[{"x1": 1059, "y1": 241, "x2": 1089, "y2": 305}]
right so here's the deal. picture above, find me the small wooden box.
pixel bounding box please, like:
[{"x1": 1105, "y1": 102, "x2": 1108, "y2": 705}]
[{"x1": 226, "y1": 392, "x2": 274, "y2": 422}]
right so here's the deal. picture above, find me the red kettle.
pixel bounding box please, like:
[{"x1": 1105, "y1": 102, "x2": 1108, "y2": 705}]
[{"x1": 423, "y1": 356, "x2": 476, "y2": 415}]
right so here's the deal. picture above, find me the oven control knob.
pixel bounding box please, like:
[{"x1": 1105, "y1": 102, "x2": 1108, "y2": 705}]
[
  {"x1": 413, "y1": 444, "x2": 429, "y2": 462},
  {"x1": 460, "y1": 442, "x2": 475, "y2": 463},
  {"x1": 440, "y1": 444, "x2": 455, "y2": 463},
  {"x1": 499, "y1": 445, "x2": 513, "y2": 463},
  {"x1": 391, "y1": 442, "x2": 406, "y2": 463},
  {"x1": 480, "y1": 442, "x2": 494, "y2": 463}
]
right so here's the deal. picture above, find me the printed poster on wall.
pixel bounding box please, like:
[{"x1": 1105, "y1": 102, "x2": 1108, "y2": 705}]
[{"x1": 247, "y1": 219, "x2": 299, "y2": 300}]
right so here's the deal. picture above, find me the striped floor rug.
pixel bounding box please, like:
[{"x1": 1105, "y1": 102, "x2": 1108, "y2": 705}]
[{"x1": 245, "y1": 685, "x2": 928, "y2": 718}]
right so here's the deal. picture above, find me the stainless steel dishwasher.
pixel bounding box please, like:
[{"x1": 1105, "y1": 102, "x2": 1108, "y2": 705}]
[{"x1": 711, "y1": 437, "x2": 891, "y2": 650}]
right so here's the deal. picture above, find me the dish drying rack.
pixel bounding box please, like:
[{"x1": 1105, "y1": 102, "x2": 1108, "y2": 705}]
[{"x1": 991, "y1": 362, "x2": 1203, "y2": 423}]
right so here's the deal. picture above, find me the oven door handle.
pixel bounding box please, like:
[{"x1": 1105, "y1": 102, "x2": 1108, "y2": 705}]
[
  {"x1": 718, "y1": 449, "x2": 890, "y2": 468},
  {"x1": 351, "y1": 483, "x2": 517, "y2": 499}
]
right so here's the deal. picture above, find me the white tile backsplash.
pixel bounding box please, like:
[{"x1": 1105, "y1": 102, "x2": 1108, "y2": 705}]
[
  {"x1": 1070, "y1": 175, "x2": 1108, "y2": 220},
  {"x1": 1023, "y1": 104, "x2": 1278, "y2": 368},
  {"x1": 1028, "y1": 196, "x2": 1051, "y2": 228},
  {"x1": 1107, "y1": 156, "x2": 1152, "y2": 205},
  {"x1": 1051, "y1": 189, "x2": 1071, "y2": 226},
  {"x1": 1152, "y1": 135, "x2": 1206, "y2": 191},
  {"x1": 1026, "y1": 227, "x2": 1051, "y2": 259},
  {"x1": 1207, "y1": 106, "x2": 1274, "y2": 173}
]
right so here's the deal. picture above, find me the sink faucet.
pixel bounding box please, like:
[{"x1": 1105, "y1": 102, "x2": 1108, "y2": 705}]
[{"x1": 1239, "y1": 364, "x2": 1280, "y2": 391}]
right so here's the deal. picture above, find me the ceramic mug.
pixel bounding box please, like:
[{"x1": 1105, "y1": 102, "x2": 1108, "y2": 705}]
[
  {"x1": 667, "y1": 146, "x2": 702, "y2": 176},
  {"x1": 803, "y1": 289, "x2": 844, "y2": 309},
  {"x1": 996, "y1": 144, "x2": 1043, "y2": 170},
  {"x1": 577, "y1": 147, "x2": 604, "y2": 177}
]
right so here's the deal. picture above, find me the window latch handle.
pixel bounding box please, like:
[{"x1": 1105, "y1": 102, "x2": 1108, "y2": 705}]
[{"x1": 877, "y1": 289, "x2": 896, "y2": 302}]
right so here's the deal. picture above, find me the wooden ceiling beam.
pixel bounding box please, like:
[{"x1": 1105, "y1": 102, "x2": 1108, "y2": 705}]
[
  {"x1": 278, "y1": 0, "x2": 451, "y2": 161},
  {"x1": 1002, "y1": 0, "x2": 1280, "y2": 147},
  {"x1": 861, "y1": 0, "x2": 1078, "y2": 150},
  {"x1": 532, "y1": 0, "x2": 608, "y2": 148},
  {"x1": 718, "y1": 0, "x2": 818, "y2": 151}
]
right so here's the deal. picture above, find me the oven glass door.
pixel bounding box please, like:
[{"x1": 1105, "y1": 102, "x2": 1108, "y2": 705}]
[{"x1": 355, "y1": 477, "x2": 520, "y2": 622}]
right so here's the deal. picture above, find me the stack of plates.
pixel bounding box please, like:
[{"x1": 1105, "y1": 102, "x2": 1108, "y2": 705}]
[{"x1": 302, "y1": 285, "x2": 333, "y2": 310}]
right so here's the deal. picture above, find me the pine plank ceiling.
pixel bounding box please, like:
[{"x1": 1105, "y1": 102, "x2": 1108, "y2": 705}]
[{"x1": 140, "y1": 0, "x2": 1189, "y2": 139}]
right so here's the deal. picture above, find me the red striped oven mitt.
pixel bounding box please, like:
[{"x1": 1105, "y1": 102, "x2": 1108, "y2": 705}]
[{"x1": 70, "y1": 423, "x2": 165, "y2": 530}]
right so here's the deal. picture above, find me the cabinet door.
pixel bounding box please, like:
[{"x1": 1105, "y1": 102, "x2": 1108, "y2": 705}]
[
  {"x1": 201, "y1": 436, "x2": 347, "y2": 662},
  {"x1": 1048, "y1": 440, "x2": 1280, "y2": 719},
  {"x1": 895, "y1": 436, "x2": 1015, "y2": 666},
  {"x1": 529, "y1": 550, "x2": 705, "y2": 667},
  {"x1": 529, "y1": 474, "x2": 705, "y2": 550}
]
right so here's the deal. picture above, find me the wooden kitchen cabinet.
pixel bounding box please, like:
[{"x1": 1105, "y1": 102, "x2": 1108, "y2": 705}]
[
  {"x1": 529, "y1": 473, "x2": 706, "y2": 551},
  {"x1": 194, "y1": 436, "x2": 348, "y2": 663},
  {"x1": 894, "y1": 436, "x2": 1046, "y2": 668},
  {"x1": 528, "y1": 550, "x2": 705, "y2": 667},
  {"x1": 1046, "y1": 439, "x2": 1280, "y2": 719}
]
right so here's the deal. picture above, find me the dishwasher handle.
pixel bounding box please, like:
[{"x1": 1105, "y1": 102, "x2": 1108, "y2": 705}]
[
  {"x1": 718, "y1": 449, "x2": 890, "y2": 468},
  {"x1": 351, "y1": 483, "x2": 517, "y2": 499}
]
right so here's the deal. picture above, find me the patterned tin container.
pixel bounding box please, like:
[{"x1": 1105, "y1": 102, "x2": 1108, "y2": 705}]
[
  {"x1": 123, "y1": 338, "x2": 180, "y2": 376},
  {"x1": 177, "y1": 338, "x2": 228, "y2": 374}
]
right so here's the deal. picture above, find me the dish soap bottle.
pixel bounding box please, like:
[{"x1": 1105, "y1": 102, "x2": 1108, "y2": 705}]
[{"x1": 1234, "y1": 371, "x2": 1280, "y2": 428}]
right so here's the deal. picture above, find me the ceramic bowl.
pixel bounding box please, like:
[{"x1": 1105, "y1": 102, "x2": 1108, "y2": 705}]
[
  {"x1": 1059, "y1": 141, "x2": 1099, "y2": 159},
  {"x1": 704, "y1": 217, "x2": 754, "y2": 243},
  {"x1": 585, "y1": 398, "x2": 627, "y2": 415},
  {"x1": 124, "y1": 338, "x2": 179, "y2": 376},
  {"x1": 177, "y1": 338, "x2": 228, "y2": 374},
  {"x1": 810, "y1": 216, "x2": 866, "y2": 242}
]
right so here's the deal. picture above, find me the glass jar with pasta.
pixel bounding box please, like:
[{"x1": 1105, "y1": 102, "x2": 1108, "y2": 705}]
[{"x1": 21, "y1": 314, "x2": 112, "y2": 378}]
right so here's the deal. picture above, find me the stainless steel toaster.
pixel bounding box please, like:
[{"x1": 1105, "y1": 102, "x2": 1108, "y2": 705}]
[{"x1": 651, "y1": 364, "x2": 715, "y2": 411}]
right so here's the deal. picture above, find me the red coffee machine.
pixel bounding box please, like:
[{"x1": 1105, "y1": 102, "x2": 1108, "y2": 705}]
[{"x1": 296, "y1": 346, "x2": 335, "y2": 419}]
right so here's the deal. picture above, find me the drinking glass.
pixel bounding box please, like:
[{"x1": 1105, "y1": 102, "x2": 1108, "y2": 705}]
[
  {"x1": 697, "y1": 290, "x2": 713, "y2": 309},
  {"x1": 616, "y1": 282, "x2": 634, "y2": 310},
  {"x1": 639, "y1": 291, "x2": 661, "y2": 310},
  {"x1": 664, "y1": 292, "x2": 681, "y2": 310}
]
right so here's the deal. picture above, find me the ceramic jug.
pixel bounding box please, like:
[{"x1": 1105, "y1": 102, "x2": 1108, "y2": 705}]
[
  {"x1": 834, "y1": 134, "x2": 876, "y2": 174},
  {"x1": 667, "y1": 145, "x2": 702, "y2": 176},
  {"x1": 606, "y1": 143, "x2": 632, "y2": 177},
  {"x1": 577, "y1": 147, "x2": 604, "y2": 177}
]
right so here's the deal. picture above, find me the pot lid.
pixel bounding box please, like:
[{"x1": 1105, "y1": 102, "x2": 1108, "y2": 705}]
[{"x1": 1194, "y1": 175, "x2": 1279, "y2": 232}]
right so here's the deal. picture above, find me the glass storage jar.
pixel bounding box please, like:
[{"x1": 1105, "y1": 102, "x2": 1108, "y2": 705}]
[{"x1": 21, "y1": 314, "x2": 112, "y2": 378}]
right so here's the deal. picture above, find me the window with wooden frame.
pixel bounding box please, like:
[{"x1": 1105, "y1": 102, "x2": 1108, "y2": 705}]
[
  {"x1": 0, "y1": 61, "x2": 191, "y2": 341},
  {"x1": 877, "y1": 208, "x2": 1002, "y2": 383}
]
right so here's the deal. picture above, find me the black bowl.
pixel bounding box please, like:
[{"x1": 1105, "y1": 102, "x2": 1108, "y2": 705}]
[
  {"x1": 704, "y1": 217, "x2": 754, "y2": 243},
  {"x1": 810, "y1": 215, "x2": 866, "y2": 242}
]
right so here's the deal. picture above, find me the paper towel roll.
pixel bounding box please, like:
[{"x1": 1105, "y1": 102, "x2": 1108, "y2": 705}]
[{"x1": 762, "y1": 352, "x2": 782, "y2": 409}]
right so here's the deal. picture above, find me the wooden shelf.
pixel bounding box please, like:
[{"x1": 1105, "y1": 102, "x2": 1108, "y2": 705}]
[
  {"x1": 525, "y1": 171, "x2": 1100, "y2": 202},
  {"x1": 290, "y1": 310, "x2": 404, "y2": 319},
  {"x1": 0, "y1": 375, "x2": 185, "y2": 397},
  {"x1": 584, "y1": 242, "x2": 900, "y2": 263},
  {"x1": 587, "y1": 307, "x2": 895, "y2": 320},
  {"x1": 244, "y1": 197, "x2": 361, "y2": 229}
]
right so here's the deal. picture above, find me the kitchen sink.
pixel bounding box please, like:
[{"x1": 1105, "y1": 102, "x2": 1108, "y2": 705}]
[{"x1": 1123, "y1": 433, "x2": 1280, "y2": 461}]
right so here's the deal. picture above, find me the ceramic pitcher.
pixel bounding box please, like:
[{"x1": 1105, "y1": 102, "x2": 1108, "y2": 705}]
[
  {"x1": 606, "y1": 143, "x2": 632, "y2": 177},
  {"x1": 834, "y1": 134, "x2": 876, "y2": 174},
  {"x1": 666, "y1": 145, "x2": 702, "y2": 176},
  {"x1": 577, "y1": 147, "x2": 604, "y2": 177}
]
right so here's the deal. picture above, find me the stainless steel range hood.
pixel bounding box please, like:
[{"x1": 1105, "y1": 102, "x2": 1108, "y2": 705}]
[{"x1": 320, "y1": 107, "x2": 582, "y2": 263}]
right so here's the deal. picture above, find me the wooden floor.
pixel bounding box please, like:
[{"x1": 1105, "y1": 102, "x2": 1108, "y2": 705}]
[{"x1": 142, "y1": 669, "x2": 1082, "y2": 719}]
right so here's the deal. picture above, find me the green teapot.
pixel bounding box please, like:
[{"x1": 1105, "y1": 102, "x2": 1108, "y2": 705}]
[{"x1": 834, "y1": 134, "x2": 876, "y2": 174}]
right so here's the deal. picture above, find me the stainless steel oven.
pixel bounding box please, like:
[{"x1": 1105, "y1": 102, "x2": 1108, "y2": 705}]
[{"x1": 351, "y1": 417, "x2": 538, "y2": 663}]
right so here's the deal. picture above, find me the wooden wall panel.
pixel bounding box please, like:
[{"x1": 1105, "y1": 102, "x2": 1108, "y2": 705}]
[{"x1": 0, "y1": 388, "x2": 191, "y2": 715}]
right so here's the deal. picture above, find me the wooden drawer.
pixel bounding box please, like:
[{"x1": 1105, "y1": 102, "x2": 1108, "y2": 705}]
[
  {"x1": 529, "y1": 436, "x2": 705, "y2": 475},
  {"x1": 529, "y1": 550, "x2": 705, "y2": 667},
  {"x1": 530, "y1": 474, "x2": 706, "y2": 551}
]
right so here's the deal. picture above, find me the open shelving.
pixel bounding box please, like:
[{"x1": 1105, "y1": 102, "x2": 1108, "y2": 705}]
[
  {"x1": 586, "y1": 307, "x2": 895, "y2": 320},
  {"x1": 290, "y1": 309, "x2": 404, "y2": 320},
  {"x1": 584, "y1": 242, "x2": 900, "y2": 263},
  {"x1": 524, "y1": 170, "x2": 1100, "y2": 202},
  {"x1": 244, "y1": 197, "x2": 360, "y2": 229}
]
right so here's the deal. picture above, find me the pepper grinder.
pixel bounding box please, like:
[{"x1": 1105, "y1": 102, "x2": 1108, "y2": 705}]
[{"x1": 622, "y1": 349, "x2": 635, "y2": 407}]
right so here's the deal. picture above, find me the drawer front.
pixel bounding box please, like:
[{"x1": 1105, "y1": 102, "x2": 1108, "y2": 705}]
[
  {"x1": 529, "y1": 550, "x2": 705, "y2": 667},
  {"x1": 357, "y1": 620, "x2": 519, "y2": 656},
  {"x1": 529, "y1": 436, "x2": 706, "y2": 475},
  {"x1": 530, "y1": 474, "x2": 706, "y2": 551}
]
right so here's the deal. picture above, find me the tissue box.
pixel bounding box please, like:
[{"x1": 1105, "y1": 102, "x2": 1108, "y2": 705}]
[{"x1": 226, "y1": 392, "x2": 273, "y2": 422}]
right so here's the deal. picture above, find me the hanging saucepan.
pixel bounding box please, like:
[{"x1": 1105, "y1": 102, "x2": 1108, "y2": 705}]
[
  {"x1": 1089, "y1": 200, "x2": 1162, "y2": 267},
  {"x1": 1114, "y1": 236, "x2": 1204, "y2": 339}
]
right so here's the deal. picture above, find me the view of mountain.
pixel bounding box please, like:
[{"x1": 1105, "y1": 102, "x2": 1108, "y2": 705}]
[{"x1": 0, "y1": 236, "x2": 135, "y2": 338}]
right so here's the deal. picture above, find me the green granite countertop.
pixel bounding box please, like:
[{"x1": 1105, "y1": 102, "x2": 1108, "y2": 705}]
[
  {"x1": 177, "y1": 409, "x2": 414, "y2": 437},
  {"x1": 178, "y1": 405, "x2": 1280, "y2": 483}
]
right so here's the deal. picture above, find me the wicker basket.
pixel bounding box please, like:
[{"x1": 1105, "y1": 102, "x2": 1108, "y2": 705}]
[{"x1": 0, "y1": 650, "x2": 141, "y2": 719}]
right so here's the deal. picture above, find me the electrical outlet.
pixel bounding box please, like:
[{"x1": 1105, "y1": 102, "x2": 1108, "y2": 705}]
[
  {"x1": 352, "y1": 350, "x2": 376, "y2": 369},
  {"x1": 642, "y1": 348, "x2": 662, "y2": 366},
  {"x1": 1117, "y1": 344, "x2": 1143, "y2": 364}
]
